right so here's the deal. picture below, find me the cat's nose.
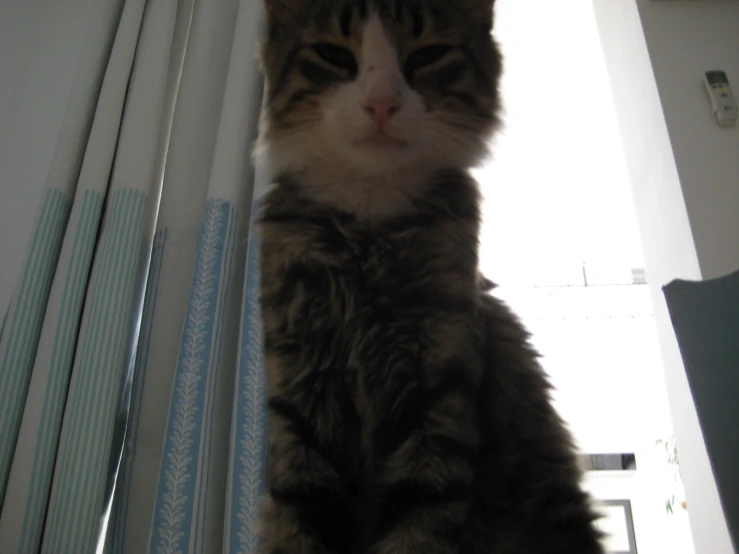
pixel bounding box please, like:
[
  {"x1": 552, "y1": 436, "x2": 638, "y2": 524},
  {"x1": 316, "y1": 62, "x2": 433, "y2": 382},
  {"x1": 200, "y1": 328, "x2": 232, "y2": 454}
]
[{"x1": 362, "y1": 94, "x2": 402, "y2": 126}]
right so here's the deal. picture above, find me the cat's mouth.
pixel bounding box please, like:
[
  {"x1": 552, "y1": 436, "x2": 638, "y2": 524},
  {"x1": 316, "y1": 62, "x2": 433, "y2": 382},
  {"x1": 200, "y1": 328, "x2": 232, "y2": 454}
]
[{"x1": 353, "y1": 132, "x2": 407, "y2": 152}]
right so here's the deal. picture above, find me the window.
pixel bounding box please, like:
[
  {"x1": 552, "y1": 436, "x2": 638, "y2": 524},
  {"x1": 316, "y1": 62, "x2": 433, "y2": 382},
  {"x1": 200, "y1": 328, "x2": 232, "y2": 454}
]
[{"x1": 477, "y1": 2, "x2": 694, "y2": 553}]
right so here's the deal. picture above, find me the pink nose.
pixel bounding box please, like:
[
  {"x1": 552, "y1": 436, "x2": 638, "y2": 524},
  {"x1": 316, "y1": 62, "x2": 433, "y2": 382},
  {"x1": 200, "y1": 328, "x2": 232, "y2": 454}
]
[{"x1": 362, "y1": 94, "x2": 402, "y2": 125}]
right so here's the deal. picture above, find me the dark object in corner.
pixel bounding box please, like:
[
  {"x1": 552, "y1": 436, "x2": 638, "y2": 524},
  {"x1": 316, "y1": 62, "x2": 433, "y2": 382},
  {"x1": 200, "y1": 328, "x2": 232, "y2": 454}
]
[{"x1": 663, "y1": 268, "x2": 739, "y2": 552}]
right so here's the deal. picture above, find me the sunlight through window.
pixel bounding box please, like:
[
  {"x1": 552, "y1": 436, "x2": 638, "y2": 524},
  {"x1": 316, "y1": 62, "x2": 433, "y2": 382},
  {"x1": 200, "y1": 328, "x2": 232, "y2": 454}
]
[{"x1": 475, "y1": 2, "x2": 695, "y2": 553}]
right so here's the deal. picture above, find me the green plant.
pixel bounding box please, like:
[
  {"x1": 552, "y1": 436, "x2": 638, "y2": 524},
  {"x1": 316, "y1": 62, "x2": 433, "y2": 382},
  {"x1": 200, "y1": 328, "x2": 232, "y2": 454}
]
[{"x1": 656, "y1": 435, "x2": 687, "y2": 514}]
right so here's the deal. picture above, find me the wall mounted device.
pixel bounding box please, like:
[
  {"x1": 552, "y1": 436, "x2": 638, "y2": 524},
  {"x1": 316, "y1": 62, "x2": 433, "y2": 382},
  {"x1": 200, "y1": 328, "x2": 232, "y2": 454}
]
[{"x1": 703, "y1": 70, "x2": 737, "y2": 128}]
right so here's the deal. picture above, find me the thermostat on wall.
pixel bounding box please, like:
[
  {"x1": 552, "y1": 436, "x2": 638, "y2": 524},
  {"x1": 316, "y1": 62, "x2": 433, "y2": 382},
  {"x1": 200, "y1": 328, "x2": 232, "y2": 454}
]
[{"x1": 703, "y1": 70, "x2": 737, "y2": 128}]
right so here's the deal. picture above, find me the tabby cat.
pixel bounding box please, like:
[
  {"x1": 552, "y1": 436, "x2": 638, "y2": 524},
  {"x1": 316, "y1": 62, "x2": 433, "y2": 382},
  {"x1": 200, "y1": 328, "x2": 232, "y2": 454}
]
[{"x1": 256, "y1": 1, "x2": 605, "y2": 553}]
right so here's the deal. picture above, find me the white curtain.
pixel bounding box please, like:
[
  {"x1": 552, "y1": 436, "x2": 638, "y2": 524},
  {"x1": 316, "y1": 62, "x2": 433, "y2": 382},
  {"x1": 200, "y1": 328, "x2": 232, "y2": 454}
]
[{"x1": 0, "y1": 0, "x2": 267, "y2": 552}]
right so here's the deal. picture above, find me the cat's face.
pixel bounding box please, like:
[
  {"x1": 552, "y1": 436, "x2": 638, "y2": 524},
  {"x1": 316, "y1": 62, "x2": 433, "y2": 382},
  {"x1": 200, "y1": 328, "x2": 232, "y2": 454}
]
[{"x1": 259, "y1": 0, "x2": 501, "y2": 211}]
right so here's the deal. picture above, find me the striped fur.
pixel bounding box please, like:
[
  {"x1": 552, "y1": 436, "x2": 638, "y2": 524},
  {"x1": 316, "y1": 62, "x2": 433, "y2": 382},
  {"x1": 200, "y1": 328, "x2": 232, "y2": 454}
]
[{"x1": 257, "y1": 2, "x2": 605, "y2": 553}]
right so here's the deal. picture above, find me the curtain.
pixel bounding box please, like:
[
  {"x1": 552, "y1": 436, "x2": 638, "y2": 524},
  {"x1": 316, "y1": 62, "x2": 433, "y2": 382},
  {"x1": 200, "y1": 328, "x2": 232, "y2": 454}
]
[{"x1": 0, "y1": 0, "x2": 267, "y2": 552}]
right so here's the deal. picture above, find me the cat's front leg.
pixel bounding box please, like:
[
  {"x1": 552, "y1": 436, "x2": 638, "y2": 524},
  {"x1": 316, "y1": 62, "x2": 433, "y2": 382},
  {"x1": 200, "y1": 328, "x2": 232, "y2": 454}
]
[
  {"x1": 365, "y1": 362, "x2": 481, "y2": 554},
  {"x1": 258, "y1": 393, "x2": 357, "y2": 554}
]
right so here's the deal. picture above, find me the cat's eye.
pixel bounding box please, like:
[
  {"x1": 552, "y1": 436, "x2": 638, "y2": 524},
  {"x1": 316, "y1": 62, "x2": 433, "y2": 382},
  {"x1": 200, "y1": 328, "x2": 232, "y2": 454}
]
[
  {"x1": 313, "y1": 43, "x2": 357, "y2": 75},
  {"x1": 405, "y1": 44, "x2": 453, "y2": 76}
]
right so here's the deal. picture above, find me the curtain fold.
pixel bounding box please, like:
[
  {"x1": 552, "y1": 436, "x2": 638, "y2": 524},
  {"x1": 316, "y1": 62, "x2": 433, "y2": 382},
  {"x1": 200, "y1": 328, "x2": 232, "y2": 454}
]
[
  {"x1": 0, "y1": 0, "x2": 267, "y2": 552},
  {"x1": 141, "y1": 0, "x2": 266, "y2": 551},
  {"x1": 0, "y1": 1, "x2": 141, "y2": 550},
  {"x1": 111, "y1": 0, "x2": 251, "y2": 551},
  {"x1": 0, "y1": 0, "x2": 127, "y2": 509},
  {"x1": 38, "y1": 0, "x2": 183, "y2": 545},
  {"x1": 224, "y1": 183, "x2": 267, "y2": 554},
  {"x1": 0, "y1": 0, "x2": 102, "y2": 315}
]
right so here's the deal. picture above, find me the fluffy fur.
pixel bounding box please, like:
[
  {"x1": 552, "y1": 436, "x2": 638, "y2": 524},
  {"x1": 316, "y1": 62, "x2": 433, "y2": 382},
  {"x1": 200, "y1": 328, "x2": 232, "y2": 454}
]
[{"x1": 257, "y1": 1, "x2": 605, "y2": 553}]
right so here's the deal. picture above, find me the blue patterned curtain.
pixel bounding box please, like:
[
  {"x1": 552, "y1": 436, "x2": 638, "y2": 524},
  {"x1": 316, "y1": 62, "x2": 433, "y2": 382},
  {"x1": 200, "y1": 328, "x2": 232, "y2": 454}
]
[
  {"x1": 0, "y1": 0, "x2": 268, "y2": 552},
  {"x1": 0, "y1": 0, "x2": 149, "y2": 550},
  {"x1": 109, "y1": 0, "x2": 268, "y2": 552}
]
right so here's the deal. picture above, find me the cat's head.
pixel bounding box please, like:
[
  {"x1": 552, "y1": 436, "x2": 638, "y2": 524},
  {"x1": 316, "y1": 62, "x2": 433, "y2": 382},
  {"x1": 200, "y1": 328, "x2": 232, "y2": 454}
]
[{"x1": 258, "y1": 0, "x2": 501, "y2": 213}]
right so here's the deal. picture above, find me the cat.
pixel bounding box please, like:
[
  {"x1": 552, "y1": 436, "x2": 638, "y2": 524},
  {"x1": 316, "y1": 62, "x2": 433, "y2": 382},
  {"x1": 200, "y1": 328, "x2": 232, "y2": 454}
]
[{"x1": 256, "y1": 1, "x2": 605, "y2": 553}]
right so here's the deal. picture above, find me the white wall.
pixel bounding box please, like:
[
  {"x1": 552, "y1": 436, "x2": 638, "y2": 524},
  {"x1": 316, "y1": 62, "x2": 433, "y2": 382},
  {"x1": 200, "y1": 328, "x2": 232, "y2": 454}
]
[
  {"x1": 591, "y1": 1, "x2": 739, "y2": 553},
  {"x1": 638, "y1": 2, "x2": 739, "y2": 282}
]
